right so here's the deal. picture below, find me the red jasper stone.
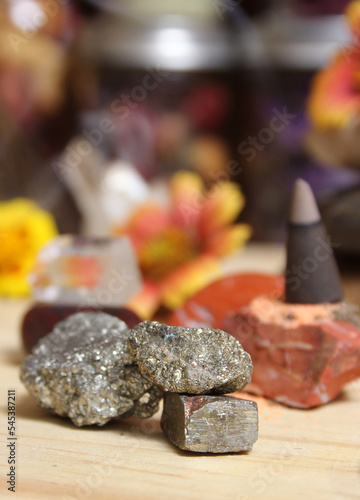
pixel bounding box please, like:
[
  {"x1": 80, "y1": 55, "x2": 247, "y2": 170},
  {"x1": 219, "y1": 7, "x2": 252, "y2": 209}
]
[
  {"x1": 224, "y1": 297, "x2": 360, "y2": 408},
  {"x1": 168, "y1": 274, "x2": 284, "y2": 329},
  {"x1": 22, "y1": 303, "x2": 141, "y2": 352}
]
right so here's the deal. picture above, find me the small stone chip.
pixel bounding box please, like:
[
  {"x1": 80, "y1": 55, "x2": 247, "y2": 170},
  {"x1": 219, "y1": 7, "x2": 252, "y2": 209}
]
[
  {"x1": 128, "y1": 321, "x2": 253, "y2": 394},
  {"x1": 161, "y1": 393, "x2": 258, "y2": 453},
  {"x1": 20, "y1": 313, "x2": 163, "y2": 426}
]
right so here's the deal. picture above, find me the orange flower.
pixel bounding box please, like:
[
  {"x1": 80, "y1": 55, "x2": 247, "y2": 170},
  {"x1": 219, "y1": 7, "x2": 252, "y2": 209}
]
[
  {"x1": 307, "y1": 50, "x2": 360, "y2": 128},
  {"x1": 0, "y1": 198, "x2": 58, "y2": 296},
  {"x1": 307, "y1": 1, "x2": 360, "y2": 129},
  {"x1": 114, "y1": 172, "x2": 251, "y2": 318}
]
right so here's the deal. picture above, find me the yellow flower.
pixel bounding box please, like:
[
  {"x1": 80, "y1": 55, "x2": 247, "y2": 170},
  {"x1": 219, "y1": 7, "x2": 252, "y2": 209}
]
[
  {"x1": 0, "y1": 198, "x2": 58, "y2": 296},
  {"x1": 114, "y1": 171, "x2": 251, "y2": 318},
  {"x1": 346, "y1": 1, "x2": 360, "y2": 38}
]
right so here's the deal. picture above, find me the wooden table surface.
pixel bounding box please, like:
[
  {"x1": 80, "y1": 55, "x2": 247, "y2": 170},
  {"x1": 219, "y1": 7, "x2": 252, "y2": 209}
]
[{"x1": 1, "y1": 245, "x2": 360, "y2": 500}]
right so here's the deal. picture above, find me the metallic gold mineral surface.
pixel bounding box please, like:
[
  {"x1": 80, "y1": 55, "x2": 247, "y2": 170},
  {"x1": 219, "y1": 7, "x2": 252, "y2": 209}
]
[
  {"x1": 128, "y1": 321, "x2": 253, "y2": 394},
  {"x1": 20, "y1": 313, "x2": 163, "y2": 426},
  {"x1": 161, "y1": 393, "x2": 258, "y2": 453}
]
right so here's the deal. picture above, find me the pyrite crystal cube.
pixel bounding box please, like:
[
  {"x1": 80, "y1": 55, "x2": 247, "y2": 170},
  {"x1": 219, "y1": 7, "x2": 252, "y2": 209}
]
[{"x1": 161, "y1": 393, "x2": 258, "y2": 453}]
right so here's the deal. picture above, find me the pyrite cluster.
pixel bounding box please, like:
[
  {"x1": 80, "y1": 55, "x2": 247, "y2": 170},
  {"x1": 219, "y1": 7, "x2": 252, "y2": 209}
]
[
  {"x1": 129, "y1": 321, "x2": 258, "y2": 453},
  {"x1": 21, "y1": 314, "x2": 258, "y2": 453},
  {"x1": 20, "y1": 313, "x2": 163, "y2": 426}
]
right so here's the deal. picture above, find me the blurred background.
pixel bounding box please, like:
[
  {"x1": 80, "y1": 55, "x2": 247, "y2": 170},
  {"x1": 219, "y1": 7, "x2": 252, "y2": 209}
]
[{"x1": 1, "y1": 0, "x2": 360, "y2": 250}]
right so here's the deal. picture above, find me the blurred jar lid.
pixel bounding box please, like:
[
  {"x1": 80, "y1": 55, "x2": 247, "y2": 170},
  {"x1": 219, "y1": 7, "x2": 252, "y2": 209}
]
[{"x1": 79, "y1": 0, "x2": 238, "y2": 70}]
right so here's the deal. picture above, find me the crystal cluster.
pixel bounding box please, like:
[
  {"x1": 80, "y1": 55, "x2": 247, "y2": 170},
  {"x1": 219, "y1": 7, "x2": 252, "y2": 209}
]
[
  {"x1": 21, "y1": 314, "x2": 258, "y2": 453},
  {"x1": 20, "y1": 313, "x2": 162, "y2": 426}
]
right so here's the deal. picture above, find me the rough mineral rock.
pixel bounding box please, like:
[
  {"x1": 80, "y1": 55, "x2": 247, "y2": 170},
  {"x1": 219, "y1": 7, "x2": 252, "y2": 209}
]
[
  {"x1": 128, "y1": 321, "x2": 253, "y2": 394},
  {"x1": 20, "y1": 313, "x2": 163, "y2": 426},
  {"x1": 161, "y1": 393, "x2": 258, "y2": 453},
  {"x1": 22, "y1": 304, "x2": 140, "y2": 352},
  {"x1": 224, "y1": 296, "x2": 360, "y2": 408},
  {"x1": 168, "y1": 274, "x2": 284, "y2": 329}
]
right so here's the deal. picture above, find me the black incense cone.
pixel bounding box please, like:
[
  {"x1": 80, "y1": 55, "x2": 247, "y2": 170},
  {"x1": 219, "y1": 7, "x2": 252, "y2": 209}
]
[{"x1": 285, "y1": 179, "x2": 343, "y2": 304}]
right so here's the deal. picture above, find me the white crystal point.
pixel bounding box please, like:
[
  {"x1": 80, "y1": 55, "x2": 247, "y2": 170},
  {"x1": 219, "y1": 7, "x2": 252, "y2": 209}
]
[{"x1": 289, "y1": 179, "x2": 321, "y2": 225}]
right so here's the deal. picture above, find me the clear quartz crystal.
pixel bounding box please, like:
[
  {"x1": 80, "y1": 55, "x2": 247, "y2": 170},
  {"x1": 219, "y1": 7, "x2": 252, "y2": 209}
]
[{"x1": 29, "y1": 235, "x2": 142, "y2": 306}]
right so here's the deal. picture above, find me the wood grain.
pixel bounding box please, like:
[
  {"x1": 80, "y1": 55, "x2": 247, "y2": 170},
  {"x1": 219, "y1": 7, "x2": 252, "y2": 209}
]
[{"x1": 1, "y1": 246, "x2": 360, "y2": 500}]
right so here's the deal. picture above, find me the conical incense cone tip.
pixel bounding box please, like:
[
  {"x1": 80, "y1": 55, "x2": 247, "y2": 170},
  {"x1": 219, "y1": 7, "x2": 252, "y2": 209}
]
[
  {"x1": 289, "y1": 179, "x2": 321, "y2": 225},
  {"x1": 285, "y1": 180, "x2": 343, "y2": 304}
]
